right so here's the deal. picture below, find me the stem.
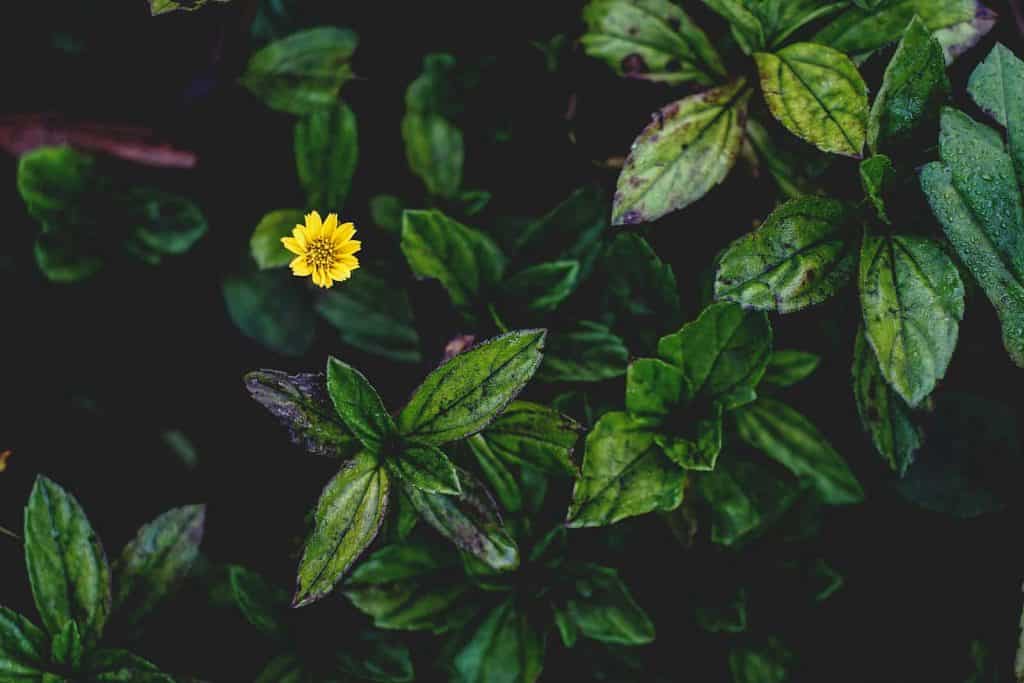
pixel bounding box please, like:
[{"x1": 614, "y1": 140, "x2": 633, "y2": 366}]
[
  {"x1": 487, "y1": 303, "x2": 510, "y2": 333},
  {"x1": 0, "y1": 524, "x2": 20, "y2": 542}
]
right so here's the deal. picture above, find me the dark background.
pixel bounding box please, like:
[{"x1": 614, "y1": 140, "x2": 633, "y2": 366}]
[{"x1": 1, "y1": 2, "x2": 1023, "y2": 681}]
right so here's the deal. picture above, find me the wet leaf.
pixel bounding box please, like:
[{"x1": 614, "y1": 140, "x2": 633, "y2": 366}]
[
  {"x1": 326, "y1": 356, "x2": 396, "y2": 452},
  {"x1": 859, "y1": 155, "x2": 896, "y2": 224},
  {"x1": 250, "y1": 209, "x2": 305, "y2": 270},
  {"x1": 294, "y1": 101, "x2": 358, "y2": 212}
]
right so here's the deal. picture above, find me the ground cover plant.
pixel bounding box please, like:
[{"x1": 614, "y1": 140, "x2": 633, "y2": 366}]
[{"x1": 3, "y1": 2, "x2": 1024, "y2": 682}]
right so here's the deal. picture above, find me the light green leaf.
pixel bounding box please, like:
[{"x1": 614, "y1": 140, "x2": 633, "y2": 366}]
[
  {"x1": 452, "y1": 599, "x2": 543, "y2": 683},
  {"x1": 611, "y1": 78, "x2": 751, "y2": 225},
  {"x1": 401, "y1": 209, "x2": 505, "y2": 311},
  {"x1": 326, "y1": 356, "x2": 396, "y2": 452},
  {"x1": 859, "y1": 155, "x2": 896, "y2": 224},
  {"x1": 295, "y1": 101, "x2": 358, "y2": 211},
  {"x1": 733, "y1": 398, "x2": 864, "y2": 505},
  {"x1": 250, "y1": 209, "x2": 305, "y2": 269},
  {"x1": 402, "y1": 469, "x2": 519, "y2": 571},
  {"x1": 0, "y1": 607, "x2": 48, "y2": 680},
  {"x1": 852, "y1": 327, "x2": 921, "y2": 476},
  {"x1": 625, "y1": 358, "x2": 689, "y2": 419},
  {"x1": 581, "y1": 0, "x2": 726, "y2": 85},
  {"x1": 762, "y1": 350, "x2": 820, "y2": 388},
  {"x1": 113, "y1": 505, "x2": 206, "y2": 630},
  {"x1": 316, "y1": 270, "x2": 422, "y2": 363},
  {"x1": 476, "y1": 402, "x2": 581, "y2": 477},
  {"x1": 223, "y1": 269, "x2": 315, "y2": 357},
  {"x1": 397, "y1": 329, "x2": 546, "y2": 445},
  {"x1": 345, "y1": 543, "x2": 473, "y2": 634},
  {"x1": 700, "y1": 0, "x2": 765, "y2": 54},
  {"x1": 567, "y1": 412, "x2": 686, "y2": 527},
  {"x1": 743, "y1": 0, "x2": 848, "y2": 49},
  {"x1": 17, "y1": 146, "x2": 100, "y2": 227},
  {"x1": 567, "y1": 565, "x2": 654, "y2": 645},
  {"x1": 859, "y1": 233, "x2": 964, "y2": 407},
  {"x1": 500, "y1": 261, "x2": 580, "y2": 314},
  {"x1": 467, "y1": 436, "x2": 523, "y2": 513},
  {"x1": 715, "y1": 197, "x2": 857, "y2": 312},
  {"x1": 538, "y1": 322, "x2": 628, "y2": 384},
  {"x1": 293, "y1": 452, "x2": 389, "y2": 607},
  {"x1": 82, "y1": 649, "x2": 174, "y2": 682},
  {"x1": 388, "y1": 444, "x2": 461, "y2": 495},
  {"x1": 755, "y1": 42, "x2": 868, "y2": 157},
  {"x1": 244, "y1": 370, "x2": 361, "y2": 460},
  {"x1": 240, "y1": 27, "x2": 358, "y2": 114},
  {"x1": 657, "y1": 302, "x2": 772, "y2": 407},
  {"x1": 868, "y1": 16, "x2": 950, "y2": 155},
  {"x1": 149, "y1": 0, "x2": 229, "y2": 14},
  {"x1": 23, "y1": 476, "x2": 110, "y2": 647},
  {"x1": 228, "y1": 565, "x2": 289, "y2": 641}
]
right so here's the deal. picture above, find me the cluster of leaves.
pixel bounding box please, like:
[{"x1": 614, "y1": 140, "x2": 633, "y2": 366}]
[{"x1": 1, "y1": 477, "x2": 205, "y2": 680}]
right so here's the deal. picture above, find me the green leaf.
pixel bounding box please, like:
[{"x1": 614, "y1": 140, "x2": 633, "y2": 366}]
[
  {"x1": 552, "y1": 604, "x2": 578, "y2": 648},
  {"x1": 500, "y1": 261, "x2": 580, "y2": 314},
  {"x1": 852, "y1": 327, "x2": 920, "y2": 477},
  {"x1": 223, "y1": 269, "x2": 315, "y2": 357},
  {"x1": 695, "y1": 587, "x2": 747, "y2": 633},
  {"x1": 388, "y1": 444, "x2": 461, "y2": 495},
  {"x1": 581, "y1": 0, "x2": 726, "y2": 85},
  {"x1": 402, "y1": 55, "x2": 464, "y2": 198},
  {"x1": 17, "y1": 146, "x2": 102, "y2": 226},
  {"x1": 326, "y1": 356, "x2": 396, "y2": 452},
  {"x1": 859, "y1": 233, "x2": 964, "y2": 407},
  {"x1": 814, "y1": 0, "x2": 994, "y2": 62},
  {"x1": 397, "y1": 329, "x2": 546, "y2": 445},
  {"x1": 538, "y1": 322, "x2": 628, "y2": 384},
  {"x1": 113, "y1": 505, "x2": 205, "y2": 630},
  {"x1": 370, "y1": 195, "x2": 407, "y2": 235},
  {"x1": 745, "y1": 117, "x2": 832, "y2": 198},
  {"x1": 345, "y1": 543, "x2": 474, "y2": 633},
  {"x1": 475, "y1": 402, "x2": 581, "y2": 477},
  {"x1": 655, "y1": 403, "x2": 724, "y2": 471},
  {"x1": 250, "y1": 209, "x2": 305, "y2": 269},
  {"x1": 335, "y1": 631, "x2": 415, "y2": 683},
  {"x1": 82, "y1": 649, "x2": 174, "y2": 682},
  {"x1": 968, "y1": 43, "x2": 1024, "y2": 184},
  {"x1": 33, "y1": 232, "x2": 103, "y2": 283},
  {"x1": 402, "y1": 468, "x2": 519, "y2": 571},
  {"x1": 566, "y1": 565, "x2": 654, "y2": 645},
  {"x1": 123, "y1": 189, "x2": 207, "y2": 256},
  {"x1": 316, "y1": 270, "x2": 422, "y2": 363},
  {"x1": 293, "y1": 452, "x2": 390, "y2": 607},
  {"x1": 294, "y1": 101, "x2": 358, "y2": 212},
  {"x1": 612, "y1": 78, "x2": 751, "y2": 224},
  {"x1": 256, "y1": 655, "x2": 310, "y2": 683},
  {"x1": 149, "y1": 0, "x2": 228, "y2": 14},
  {"x1": 657, "y1": 302, "x2": 772, "y2": 408},
  {"x1": 567, "y1": 412, "x2": 686, "y2": 527},
  {"x1": 697, "y1": 457, "x2": 805, "y2": 546},
  {"x1": 742, "y1": 1, "x2": 848, "y2": 48},
  {"x1": 401, "y1": 210, "x2": 505, "y2": 311},
  {"x1": 715, "y1": 197, "x2": 857, "y2": 312},
  {"x1": 625, "y1": 358, "x2": 689, "y2": 418},
  {"x1": 700, "y1": 0, "x2": 765, "y2": 54},
  {"x1": 467, "y1": 436, "x2": 523, "y2": 513},
  {"x1": 729, "y1": 639, "x2": 793, "y2": 683},
  {"x1": 755, "y1": 43, "x2": 868, "y2": 157},
  {"x1": 228, "y1": 565, "x2": 289, "y2": 641},
  {"x1": 762, "y1": 350, "x2": 820, "y2": 388},
  {"x1": 859, "y1": 155, "x2": 896, "y2": 224},
  {"x1": 733, "y1": 398, "x2": 864, "y2": 505},
  {"x1": 244, "y1": 370, "x2": 361, "y2": 459},
  {"x1": 0, "y1": 607, "x2": 48, "y2": 680},
  {"x1": 868, "y1": 16, "x2": 950, "y2": 155},
  {"x1": 451, "y1": 599, "x2": 543, "y2": 683},
  {"x1": 23, "y1": 476, "x2": 110, "y2": 647},
  {"x1": 239, "y1": 27, "x2": 358, "y2": 114},
  {"x1": 51, "y1": 621, "x2": 82, "y2": 670},
  {"x1": 514, "y1": 186, "x2": 609, "y2": 281}
]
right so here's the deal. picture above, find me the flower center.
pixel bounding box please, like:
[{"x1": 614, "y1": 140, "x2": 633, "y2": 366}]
[{"x1": 306, "y1": 238, "x2": 336, "y2": 270}]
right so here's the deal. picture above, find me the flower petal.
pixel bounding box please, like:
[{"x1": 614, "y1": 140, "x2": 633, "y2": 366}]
[
  {"x1": 337, "y1": 222, "x2": 356, "y2": 242},
  {"x1": 323, "y1": 213, "x2": 339, "y2": 235},
  {"x1": 337, "y1": 240, "x2": 361, "y2": 256},
  {"x1": 291, "y1": 225, "x2": 307, "y2": 247},
  {"x1": 338, "y1": 255, "x2": 360, "y2": 269},
  {"x1": 305, "y1": 211, "x2": 323, "y2": 239},
  {"x1": 329, "y1": 264, "x2": 351, "y2": 281},
  {"x1": 282, "y1": 236, "x2": 305, "y2": 255},
  {"x1": 290, "y1": 256, "x2": 313, "y2": 276}
]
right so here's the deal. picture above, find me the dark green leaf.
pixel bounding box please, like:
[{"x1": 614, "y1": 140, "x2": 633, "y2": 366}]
[
  {"x1": 859, "y1": 233, "x2": 964, "y2": 407},
  {"x1": 657, "y1": 302, "x2": 772, "y2": 408},
  {"x1": 968, "y1": 43, "x2": 1024, "y2": 184},
  {"x1": 123, "y1": 189, "x2": 207, "y2": 256},
  {"x1": 149, "y1": 0, "x2": 228, "y2": 14},
  {"x1": 401, "y1": 210, "x2": 505, "y2": 311},
  {"x1": 552, "y1": 604, "x2": 578, "y2": 648},
  {"x1": 388, "y1": 444, "x2": 461, "y2": 495},
  {"x1": 655, "y1": 403, "x2": 723, "y2": 471},
  {"x1": 228, "y1": 565, "x2": 289, "y2": 641},
  {"x1": 743, "y1": 0, "x2": 848, "y2": 48},
  {"x1": 82, "y1": 649, "x2": 174, "y2": 682},
  {"x1": 501, "y1": 261, "x2": 580, "y2": 314},
  {"x1": 729, "y1": 639, "x2": 793, "y2": 683},
  {"x1": 697, "y1": 457, "x2": 805, "y2": 546},
  {"x1": 762, "y1": 350, "x2": 820, "y2": 388},
  {"x1": 295, "y1": 101, "x2": 358, "y2": 211},
  {"x1": 293, "y1": 452, "x2": 389, "y2": 607},
  {"x1": 250, "y1": 209, "x2": 305, "y2": 269},
  {"x1": 240, "y1": 27, "x2": 358, "y2": 114},
  {"x1": 397, "y1": 329, "x2": 546, "y2": 445},
  {"x1": 567, "y1": 412, "x2": 686, "y2": 527},
  {"x1": 256, "y1": 655, "x2": 310, "y2": 683},
  {"x1": 755, "y1": 43, "x2": 868, "y2": 157},
  {"x1": 625, "y1": 358, "x2": 689, "y2": 419},
  {"x1": 402, "y1": 55, "x2": 464, "y2": 198},
  {"x1": 113, "y1": 505, "x2": 205, "y2": 630},
  {"x1": 859, "y1": 155, "x2": 896, "y2": 224},
  {"x1": 0, "y1": 607, "x2": 48, "y2": 680},
  {"x1": 745, "y1": 117, "x2": 832, "y2": 198},
  {"x1": 336, "y1": 631, "x2": 414, "y2": 683},
  {"x1": 467, "y1": 436, "x2": 523, "y2": 513},
  {"x1": 612, "y1": 79, "x2": 751, "y2": 224},
  {"x1": 345, "y1": 543, "x2": 474, "y2": 633},
  {"x1": 695, "y1": 587, "x2": 747, "y2": 633},
  {"x1": 326, "y1": 356, "x2": 396, "y2": 452},
  {"x1": 476, "y1": 402, "x2": 581, "y2": 477},
  {"x1": 567, "y1": 565, "x2": 654, "y2": 645},
  {"x1": 23, "y1": 476, "x2": 110, "y2": 647},
  {"x1": 370, "y1": 195, "x2": 406, "y2": 235},
  {"x1": 515, "y1": 186, "x2": 608, "y2": 280},
  {"x1": 538, "y1": 322, "x2": 629, "y2": 384},
  {"x1": 33, "y1": 232, "x2": 103, "y2": 283},
  {"x1": 451, "y1": 599, "x2": 543, "y2": 683},
  {"x1": 223, "y1": 269, "x2": 315, "y2": 357},
  {"x1": 733, "y1": 398, "x2": 864, "y2": 504},
  {"x1": 17, "y1": 146, "x2": 101, "y2": 227},
  {"x1": 868, "y1": 16, "x2": 950, "y2": 155},
  {"x1": 716, "y1": 197, "x2": 856, "y2": 313},
  {"x1": 244, "y1": 370, "x2": 361, "y2": 459},
  {"x1": 581, "y1": 0, "x2": 726, "y2": 85},
  {"x1": 403, "y1": 468, "x2": 519, "y2": 571},
  {"x1": 51, "y1": 621, "x2": 82, "y2": 670},
  {"x1": 700, "y1": 0, "x2": 765, "y2": 54}
]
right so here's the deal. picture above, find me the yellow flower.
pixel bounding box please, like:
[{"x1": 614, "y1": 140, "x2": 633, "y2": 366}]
[{"x1": 282, "y1": 211, "x2": 361, "y2": 288}]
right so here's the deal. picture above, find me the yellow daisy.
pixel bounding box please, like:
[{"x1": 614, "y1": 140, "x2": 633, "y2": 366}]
[{"x1": 282, "y1": 211, "x2": 361, "y2": 288}]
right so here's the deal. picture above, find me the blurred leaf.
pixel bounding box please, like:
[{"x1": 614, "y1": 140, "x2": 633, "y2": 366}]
[
  {"x1": 859, "y1": 155, "x2": 896, "y2": 224},
  {"x1": 515, "y1": 186, "x2": 608, "y2": 281},
  {"x1": 762, "y1": 350, "x2": 819, "y2": 388},
  {"x1": 255, "y1": 654, "x2": 309, "y2": 683},
  {"x1": 539, "y1": 322, "x2": 628, "y2": 384},
  {"x1": 566, "y1": 564, "x2": 654, "y2": 645},
  {"x1": 250, "y1": 209, "x2": 304, "y2": 270},
  {"x1": 33, "y1": 231, "x2": 103, "y2": 283},
  {"x1": 729, "y1": 638, "x2": 793, "y2": 683},
  {"x1": 0, "y1": 607, "x2": 48, "y2": 678},
  {"x1": 326, "y1": 356, "x2": 396, "y2": 452},
  {"x1": 295, "y1": 101, "x2": 358, "y2": 212},
  {"x1": 82, "y1": 649, "x2": 173, "y2": 682},
  {"x1": 123, "y1": 188, "x2": 207, "y2": 256},
  {"x1": 240, "y1": 27, "x2": 358, "y2": 114},
  {"x1": 149, "y1": 0, "x2": 229, "y2": 15},
  {"x1": 695, "y1": 587, "x2": 747, "y2": 633},
  {"x1": 370, "y1": 195, "x2": 407, "y2": 235},
  {"x1": 223, "y1": 268, "x2": 315, "y2": 357},
  {"x1": 228, "y1": 565, "x2": 289, "y2": 641},
  {"x1": 335, "y1": 631, "x2": 414, "y2": 683},
  {"x1": 403, "y1": 55, "x2": 464, "y2": 198},
  {"x1": 451, "y1": 599, "x2": 543, "y2": 683},
  {"x1": 698, "y1": 458, "x2": 805, "y2": 546},
  {"x1": 501, "y1": 261, "x2": 580, "y2": 314}
]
